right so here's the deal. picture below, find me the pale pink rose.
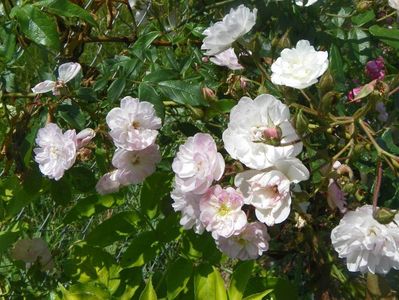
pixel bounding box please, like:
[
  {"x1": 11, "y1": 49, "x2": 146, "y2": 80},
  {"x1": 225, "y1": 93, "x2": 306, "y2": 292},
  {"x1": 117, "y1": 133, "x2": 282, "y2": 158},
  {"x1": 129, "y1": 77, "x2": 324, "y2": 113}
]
[
  {"x1": 200, "y1": 185, "x2": 247, "y2": 238},
  {"x1": 34, "y1": 123, "x2": 77, "y2": 180},
  {"x1": 171, "y1": 183, "x2": 205, "y2": 234},
  {"x1": 95, "y1": 170, "x2": 121, "y2": 195},
  {"x1": 112, "y1": 144, "x2": 161, "y2": 185},
  {"x1": 216, "y1": 222, "x2": 270, "y2": 260},
  {"x1": 209, "y1": 48, "x2": 243, "y2": 70},
  {"x1": 32, "y1": 62, "x2": 81, "y2": 95},
  {"x1": 172, "y1": 133, "x2": 225, "y2": 194},
  {"x1": 76, "y1": 128, "x2": 96, "y2": 149},
  {"x1": 347, "y1": 86, "x2": 362, "y2": 102},
  {"x1": 11, "y1": 238, "x2": 54, "y2": 271},
  {"x1": 235, "y1": 157, "x2": 309, "y2": 226},
  {"x1": 106, "y1": 97, "x2": 161, "y2": 151}
]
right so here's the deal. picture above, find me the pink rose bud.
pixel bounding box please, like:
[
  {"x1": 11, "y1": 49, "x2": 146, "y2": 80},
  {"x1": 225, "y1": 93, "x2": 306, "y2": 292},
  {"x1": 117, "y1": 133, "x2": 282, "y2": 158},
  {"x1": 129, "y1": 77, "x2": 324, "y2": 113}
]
[
  {"x1": 365, "y1": 57, "x2": 385, "y2": 80},
  {"x1": 263, "y1": 127, "x2": 280, "y2": 140},
  {"x1": 347, "y1": 86, "x2": 362, "y2": 102},
  {"x1": 76, "y1": 128, "x2": 96, "y2": 149}
]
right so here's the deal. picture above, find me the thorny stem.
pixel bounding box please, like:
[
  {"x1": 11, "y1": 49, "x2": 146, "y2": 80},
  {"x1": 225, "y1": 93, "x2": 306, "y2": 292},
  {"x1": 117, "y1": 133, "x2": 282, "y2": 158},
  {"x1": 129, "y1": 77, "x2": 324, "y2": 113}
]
[
  {"x1": 300, "y1": 89, "x2": 315, "y2": 109},
  {"x1": 372, "y1": 161, "x2": 382, "y2": 214},
  {"x1": 333, "y1": 139, "x2": 354, "y2": 161}
]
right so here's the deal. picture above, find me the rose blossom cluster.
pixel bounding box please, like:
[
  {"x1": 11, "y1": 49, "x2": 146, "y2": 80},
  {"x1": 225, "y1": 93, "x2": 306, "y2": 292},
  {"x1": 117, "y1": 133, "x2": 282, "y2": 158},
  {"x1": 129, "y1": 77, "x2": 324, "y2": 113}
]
[
  {"x1": 171, "y1": 133, "x2": 270, "y2": 260},
  {"x1": 96, "y1": 96, "x2": 162, "y2": 194},
  {"x1": 171, "y1": 94, "x2": 309, "y2": 260}
]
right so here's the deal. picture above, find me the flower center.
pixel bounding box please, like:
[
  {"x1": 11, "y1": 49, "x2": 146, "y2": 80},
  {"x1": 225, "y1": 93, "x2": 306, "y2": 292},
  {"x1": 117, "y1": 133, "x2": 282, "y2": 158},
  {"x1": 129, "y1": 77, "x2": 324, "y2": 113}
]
[
  {"x1": 132, "y1": 121, "x2": 140, "y2": 129},
  {"x1": 49, "y1": 146, "x2": 61, "y2": 159},
  {"x1": 218, "y1": 203, "x2": 231, "y2": 216},
  {"x1": 251, "y1": 125, "x2": 282, "y2": 146},
  {"x1": 131, "y1": 155, "x2": 140, "y2": 165}
]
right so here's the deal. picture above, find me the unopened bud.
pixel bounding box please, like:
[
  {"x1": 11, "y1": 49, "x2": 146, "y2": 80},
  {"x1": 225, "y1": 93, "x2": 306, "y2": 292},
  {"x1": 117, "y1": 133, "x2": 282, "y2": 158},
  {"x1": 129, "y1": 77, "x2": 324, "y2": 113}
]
[
  {"x1": 277, "y1": 29, "x2": 291, "y2": 49},
  {"x1": 320, "y1": 91, "x2": 338, "y2": 113},
  {"x1": 201, "y1": 86, "x2": 217, "y2": 102},
  {"x1": 76, "y1": 128, "x2": 96, "y2": 149},
  {"x1": 373, "y1": 207, "x2": 397, "y2": 224},
  {"x1": 295, "y1": 110, "x2": 309, "y2": 135},
  {"x1": 356, "y1": 0, "x2": 372, "y2": 11},
  {"x1": 318, "y1": 70, "x2": 334, "y2": 96}
]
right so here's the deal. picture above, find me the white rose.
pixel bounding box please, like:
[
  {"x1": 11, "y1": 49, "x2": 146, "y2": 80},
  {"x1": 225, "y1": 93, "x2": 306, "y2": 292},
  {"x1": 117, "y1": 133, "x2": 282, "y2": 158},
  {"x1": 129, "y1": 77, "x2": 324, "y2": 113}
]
[
  {"x1": 201, "y1": 5, "x2": 257, "y2": 56},
  {"x1": 271, "y1": 40, "x2": 328, "y2": 89},
  {"x1": 112, "y1": 144, "x2": 161, "y2": 185},
  {"x1": 95, "y1": 170, "x2": 121, "y2": 195},
  {"x1": 106, "y1": 96, "x2": 161, "y2": 151},
  {"x1": 34, "y1": 123, "x2": 77, "y2": 181},
  {"x1": 172, "y1": 133, "x2": 225, "y2": 194},
  {"x1": 295, "y1": 0, "x2": 318, "y2": 6},
  {"x1": 331, "y1": 205, "x2": 399, "y2": 274},
  {"x1": 389, "y1": 0, "x2": 399, "y2": 10},
  {"x1": 171, "y1": 183, "x2": 205, "y2": 234},
  {"x1": 216, "y1": 222, "x2": 270, "y2": 260},
  {"x1": 235, "y1": 157, "x2": 309, "y2": 226},
  {"x1": 223, "y1": 94, "x2": 302, "y2": 170}
]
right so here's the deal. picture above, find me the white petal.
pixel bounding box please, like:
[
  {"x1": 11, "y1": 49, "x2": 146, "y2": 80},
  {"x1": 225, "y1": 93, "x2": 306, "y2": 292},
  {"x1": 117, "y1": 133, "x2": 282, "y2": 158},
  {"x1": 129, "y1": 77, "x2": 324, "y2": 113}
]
[
  {"x1": 32, "y1": 80, "x2": 56, "y2": 94},
  {"x1": 58, "y1": 62, "x2": 81, "y2": 83}
]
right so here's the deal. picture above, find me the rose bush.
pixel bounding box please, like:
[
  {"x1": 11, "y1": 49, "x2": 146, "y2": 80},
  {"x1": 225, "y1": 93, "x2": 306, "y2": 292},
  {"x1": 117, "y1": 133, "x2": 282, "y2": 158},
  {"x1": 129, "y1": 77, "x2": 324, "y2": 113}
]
[{"x1": 0, "y1": 0, "x2": 399, "y2": 299}]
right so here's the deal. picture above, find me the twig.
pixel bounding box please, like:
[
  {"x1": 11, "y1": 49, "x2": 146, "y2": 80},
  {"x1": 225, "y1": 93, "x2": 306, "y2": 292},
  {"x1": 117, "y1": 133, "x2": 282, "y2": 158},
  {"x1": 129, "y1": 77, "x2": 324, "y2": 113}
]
[{"x1": 372, "y1": 161, "x2": 382, "y2": 214}]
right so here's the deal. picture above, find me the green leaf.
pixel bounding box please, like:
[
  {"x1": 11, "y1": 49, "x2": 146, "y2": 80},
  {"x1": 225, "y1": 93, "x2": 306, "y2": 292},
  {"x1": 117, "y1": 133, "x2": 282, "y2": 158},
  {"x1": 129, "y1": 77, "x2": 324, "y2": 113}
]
[
  {"x1": 329, "y1": 44, "x2": 345, "y2": 85},
  {"x1": 139, "y1": 278, "x2": 157, "y2": 300},
  {"x1": 242, "y1": 289, "x2": 273, "y2": 300},
  {"x1": 348, "y1": 28, "x2": 370, "y2": 63},
  {"x1": 0, "y1": 231, "x2": 19, "y2": 254},
  {"x1": 50, "y1": 178, "x2": 72, "y2": 205},
  {"x1": 353, "y1": 81, "x2": 376, "y2": 101},
  {"x1": 144, "y1": 69, "x2": 179, "y2": 82},
  {"x1": 138, "y1": 83, "x2": 165, "y2": 120},
  {"x1": 131, "y1": 31, "x2": 160, "y2": 60},
  {"x1": 11, "y1": 4, "x2": 59, "y2": 51},
  {"x1": 228, "y1": 261, "x2": 254, "y2": 300},
  {"x1": 68, "y1": 167, "x2": 96, "y2": 193},
  {"x1": 60, "y1": 282, "x2": 111, "y2": 300},
  {"x1": 140, "y1": 172, "x2": 172, "y2": 219},
  {"x1": 166, "y1": 257, "x2": 193, "y2": 299},
  {"x1": 121, "y1": 232, "x2": 159, "y2": 268},
  {"x1": 107, "y1": 78, "x2": 126, "y2": 102},
  {"x1": 57, "y1": 103, "x2": 86, "y2": 130},
  {"x1": 380, "y1": 129, "x2": 399, "y2": 155},
  {"x1": 351, "y1": 10, "x2": 375, "y2": 26},
  {"x1": 157, "y1": 80, "x2": 208, "y2": 107},
  {"x1": 86, "y1": 212, "x2": 139, "y2": 247},
  {"x1": 369, "y1": 25, "x2": 399, "y2": 49},
  {"x1": 35, "y1": 0, "x2": 97, "y2": 27},
  {"x1": 194, "y1": 264, "x2": 227, "y2": 300}
]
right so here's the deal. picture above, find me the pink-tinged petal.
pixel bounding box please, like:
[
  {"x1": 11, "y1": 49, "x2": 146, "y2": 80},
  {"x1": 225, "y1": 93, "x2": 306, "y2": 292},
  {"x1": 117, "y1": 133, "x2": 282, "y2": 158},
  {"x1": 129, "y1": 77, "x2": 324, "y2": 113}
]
[
  {"x1": 58, "y1": 62, "x2": 81, "y2": 83},
  {"x1": 32, "y1": 80, "x2": 56, "y2": 94}
]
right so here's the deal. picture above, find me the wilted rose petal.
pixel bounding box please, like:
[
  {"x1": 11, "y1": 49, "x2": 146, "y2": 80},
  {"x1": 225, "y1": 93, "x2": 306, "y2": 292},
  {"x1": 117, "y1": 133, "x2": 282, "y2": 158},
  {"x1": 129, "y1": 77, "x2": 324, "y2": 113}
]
[{"x1": 11, "y1": 238, "x2": 54, "y2": 271}]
